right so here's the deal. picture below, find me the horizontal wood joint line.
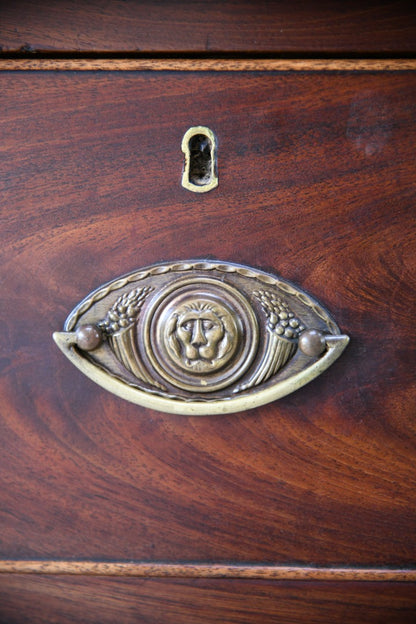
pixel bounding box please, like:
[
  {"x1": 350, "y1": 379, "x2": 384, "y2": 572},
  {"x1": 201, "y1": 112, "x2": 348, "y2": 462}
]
[
  {"x1": 1, "y1": 59, "x2": 416, "y2": 72},
  {"x1": 0, "y1": 562, "x2": 415, "y2": 581}
]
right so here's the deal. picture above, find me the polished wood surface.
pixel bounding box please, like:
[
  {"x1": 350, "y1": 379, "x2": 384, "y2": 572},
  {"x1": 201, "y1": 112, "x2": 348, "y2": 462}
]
[
  {"x1": 1, "y1": 0, "x2": 416, "y2": 55},
  {"x1": 1, "y1": 561, "x2": 415, "y2": 581},
  {"x1": 2, "y1": 58, "x2": 416, "y2": 71},
  {"x1": 1, "y1": 576, "x2": 416, "y2": 624},
  {"x1": 1, "y1": 71, "x2": 415, "y2": 570}
]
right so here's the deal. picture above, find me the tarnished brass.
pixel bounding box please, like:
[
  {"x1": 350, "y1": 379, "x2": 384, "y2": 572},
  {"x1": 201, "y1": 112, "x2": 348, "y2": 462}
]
[
  {"x1": 181, "y1": 126, "x2": 218, "y2": 192},
  {"x1": 53, "y1": 260, "x2": 349, "y2": 415}
]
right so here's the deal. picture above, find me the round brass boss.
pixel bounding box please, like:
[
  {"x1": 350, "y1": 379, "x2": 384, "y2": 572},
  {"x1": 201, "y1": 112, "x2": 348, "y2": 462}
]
[{"x1": 141, "y1": 277, "x2": 259, "y2": 393}]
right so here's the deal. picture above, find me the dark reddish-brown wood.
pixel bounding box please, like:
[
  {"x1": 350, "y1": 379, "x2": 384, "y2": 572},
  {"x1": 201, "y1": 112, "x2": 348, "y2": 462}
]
[
  {"x1": 1, "y1": 1, "x2": 416, "y2": 55},
  {"x1": 1, "y1": 70, "x2": 415, "y2": 569},
  {"x1": 0, "y1": 577, "x2": 415, "y2": 624}
]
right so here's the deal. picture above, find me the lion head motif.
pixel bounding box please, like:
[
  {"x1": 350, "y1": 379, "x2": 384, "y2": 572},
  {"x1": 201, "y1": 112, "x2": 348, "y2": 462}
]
[{"x1": 165, "y1": 299, "x2": 238, "y2": 373}]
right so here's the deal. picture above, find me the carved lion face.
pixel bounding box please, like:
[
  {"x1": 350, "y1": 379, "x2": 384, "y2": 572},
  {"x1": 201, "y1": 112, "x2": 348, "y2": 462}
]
[{"x1": 166, "y1": 300, "x2": 237, "y2": 373}]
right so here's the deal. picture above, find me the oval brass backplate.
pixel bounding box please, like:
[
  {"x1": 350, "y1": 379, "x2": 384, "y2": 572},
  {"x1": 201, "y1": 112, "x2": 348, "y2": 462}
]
[{"x1": 53, "y1": 260, "x2": 349, "y2": 415}]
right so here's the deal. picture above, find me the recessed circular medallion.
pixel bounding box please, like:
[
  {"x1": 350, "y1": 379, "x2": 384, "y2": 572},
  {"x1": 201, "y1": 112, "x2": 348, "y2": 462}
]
[{"x1": 142, "y1": 277, "x2": 259, "y2": 392}]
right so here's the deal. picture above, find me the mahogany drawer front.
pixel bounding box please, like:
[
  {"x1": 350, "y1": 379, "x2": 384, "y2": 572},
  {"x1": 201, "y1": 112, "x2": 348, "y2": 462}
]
[
  {"x1": 1, "y1": 576, "x2": 416, "y2": 624},
  {"x1": 1, "y1": 65, "x2": 415, "y2": 589},
  {"x1": 1, "y1": 1, "x2": 415, "y2": 55}
]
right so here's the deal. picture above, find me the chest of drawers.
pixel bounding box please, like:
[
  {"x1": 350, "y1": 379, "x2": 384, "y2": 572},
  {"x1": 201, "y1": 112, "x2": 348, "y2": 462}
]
[{"x1": 1, "y1": 3, "x2": 416, "y2": 622}]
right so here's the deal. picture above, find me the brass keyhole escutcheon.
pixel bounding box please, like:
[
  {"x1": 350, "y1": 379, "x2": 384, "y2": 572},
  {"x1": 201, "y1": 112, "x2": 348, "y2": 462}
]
[{"x1": 181, "y1": 126, "x2": 218, "y2": 193}]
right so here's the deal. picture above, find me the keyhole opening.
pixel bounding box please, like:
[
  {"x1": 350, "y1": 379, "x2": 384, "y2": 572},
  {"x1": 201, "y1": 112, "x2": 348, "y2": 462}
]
[
  {"x1": 181, "y1": 126, "x2": 218, "y2": 193},
  {"x1": 189, "y1": 134, "x2": 212, "y2": 186}
]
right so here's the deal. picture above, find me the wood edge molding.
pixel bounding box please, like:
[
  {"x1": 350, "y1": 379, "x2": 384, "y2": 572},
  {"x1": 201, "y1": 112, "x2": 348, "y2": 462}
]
[
  {"x1": 0, "y1": 562, "x2": 415, "y2": 581},
  {"x1": 1, "y1": 58, "x2": 416, "y2": 72}
]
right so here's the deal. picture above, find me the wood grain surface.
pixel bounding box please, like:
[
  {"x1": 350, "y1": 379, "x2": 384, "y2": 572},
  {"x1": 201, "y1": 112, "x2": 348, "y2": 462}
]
[
  {"x1": 1, "y1": 71, "x2": 415, "y2": 571},
  {"x1": 1, "y1": 0, "x2": 416, "y2": 55},
  {"x1": 1, "y1": 561, "x2": 416, "y2": 581},
  {"x1": 2, "y1": 58, "x2": 416, "y2": 72},
  {"x1": 0, "y1": 576, "x2": 415, "y2": 624}
]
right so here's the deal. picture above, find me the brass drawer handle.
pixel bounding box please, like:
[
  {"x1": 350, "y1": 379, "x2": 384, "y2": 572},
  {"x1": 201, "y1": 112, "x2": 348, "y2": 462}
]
[{"x1": 54, "y1": 260, "x2": 349, "y2": 415}]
